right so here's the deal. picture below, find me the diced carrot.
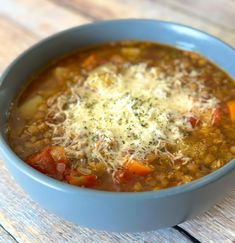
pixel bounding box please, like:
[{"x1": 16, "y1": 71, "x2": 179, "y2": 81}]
[
  {"x1": 114, "y1": 156, "x2": 154, "y2": 183},
  {"x1": 66, "y1": 175, "x2": 97, "y2": 187},
  {"x1": 125, "y1": 158, "x2": 154, "y2": 176},
  {"x1": 81, "y1": 54, "x2": 97, "y2": 69},
  {"x1": 227, "y1": 100, "x2": 235, "y2": 123},
  {"x1": 211, "y1": 107, "x2": 222, "y2": 126}
]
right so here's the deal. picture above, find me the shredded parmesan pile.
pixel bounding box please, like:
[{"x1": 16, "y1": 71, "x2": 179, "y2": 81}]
[{"x1": 46, "y1": 62, "x2": 218, "y2": 171}]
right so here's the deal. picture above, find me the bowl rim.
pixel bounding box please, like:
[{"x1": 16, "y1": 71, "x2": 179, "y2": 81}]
[{"x1": 0, "y1": 18, "x2": 235, "y2": 199}]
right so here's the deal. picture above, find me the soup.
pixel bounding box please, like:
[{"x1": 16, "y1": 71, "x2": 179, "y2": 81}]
[{"x1": 8, "y1": 41, "x2": 235, "y2": 192}]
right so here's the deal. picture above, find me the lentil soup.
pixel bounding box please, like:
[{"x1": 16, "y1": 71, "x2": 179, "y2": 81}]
[{"x1": 8, "y1": 41, "x2": 235, "y2": 192}]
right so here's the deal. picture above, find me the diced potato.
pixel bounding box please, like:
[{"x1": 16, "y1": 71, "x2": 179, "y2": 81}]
[
  {"x1": 53, "y1": 67, "x2": 70, "y2": 82},
  {"x1": 121, "y1": 47, "x2": 140, "y2": 57},
  {"x1": 19, "y1": 95, "x2": 43, "y2": 118},
  {"x1": 52, "y1": 66, "x2": 75, "y2": 88},
  {"x1": 230, "y1": 146, "x2": 235, "y2": 154},
  {"x1": 133, "y1": 182, "x2": 143, "y2": 191}
]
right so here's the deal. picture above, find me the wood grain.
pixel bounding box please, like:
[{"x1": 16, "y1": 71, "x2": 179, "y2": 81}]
[
  {"x1": 51, "y1": 0, "x2": 134, "y2": 19},
  {"x1": 0, "y1": 16, "x2": 37, "y2": 73},
  {"x1": 0, "y1": 0, "x2": 235, "y2": 242},
  {"x1": 0, "y1": 160, "x2": 191, "y2": 243},
  {"x1": 0, "y1": 0, "x2": 90, "y2": 38},
  {"x1": 52, "y1": 0, "x2": 235, "y2": 46},
  {"x1": 158, "y1": 0, "x2": 235, "y2": 31},
  {"x1": 182, "y1": 190, "x2": 235, "y2": 242},
  {"x1": 0, "y1": 225, "x2": 17, "y2": 243}
]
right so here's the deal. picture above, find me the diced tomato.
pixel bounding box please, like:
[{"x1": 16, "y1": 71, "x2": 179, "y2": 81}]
[
  {"x1": 50, "y1": 146, "x2": 67, "y2": 164},
  {"x1": 187, "y1": 116, "x2": 200, "y2": 128},
  {"x1": 211, "y1": 107, "x2": 222, "y2": 126},
  {"x1": 65, "y1": 174, "x2": 97, "y2": 187},
  {"x1": 26, "y1": 147, "x2": 67, "y2": 180},
  {"x1": 113, "y1": 169, "x2": 132, "y2": 183},
  {"x1": 26, "y1": 147, "x2": 55, "y2": 174},
  {"x1": 56, "y1": 162, "x2": 66, "y2": 173}
]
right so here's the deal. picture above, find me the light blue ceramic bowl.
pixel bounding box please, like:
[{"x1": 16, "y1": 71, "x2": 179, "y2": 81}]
[{"x1": 0, "y1": 19, "x2": 235, "y2": 232}]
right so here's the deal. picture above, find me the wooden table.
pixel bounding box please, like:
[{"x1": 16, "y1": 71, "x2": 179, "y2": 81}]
[{"x1": 0, "y1": 0, "x2": 235, "y2": 242}]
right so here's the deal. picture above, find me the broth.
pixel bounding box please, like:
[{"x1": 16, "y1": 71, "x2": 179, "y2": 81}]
[{"x1": 8, "y1": 41, "x2": 235, "y2": 192}]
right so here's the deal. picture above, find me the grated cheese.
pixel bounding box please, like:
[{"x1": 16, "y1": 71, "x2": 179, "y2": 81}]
[{"x1": 46, "y1": 62, "x2": 218, "y2": 171}]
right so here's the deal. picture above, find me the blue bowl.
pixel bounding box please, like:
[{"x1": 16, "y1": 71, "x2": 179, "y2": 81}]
[{"x1": 0, "y1": 19, "x2": 235, "y2": 232}]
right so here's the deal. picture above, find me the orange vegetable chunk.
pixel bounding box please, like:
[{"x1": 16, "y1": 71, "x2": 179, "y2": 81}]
[
  {"x1": 81, "y1": 54, "x2": 97, "y2": 69},
  {"x1": 66, "y1": 175, "x2": 97, "y2": 187},
  {"x1": 126, "y1": 158, "x2": 154, "y2": 176},
  {"x1": 227, "y1": 100, "x2": 235, "y2": 122}
]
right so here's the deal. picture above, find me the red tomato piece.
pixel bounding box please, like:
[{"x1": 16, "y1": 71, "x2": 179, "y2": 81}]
[
  {"x1": 26, "y1": 147, "x2": 67, "y2": 180},
  {"x1": 113, "y1": 169, "x2": 132, "y2": 183},
  {"x1": 50, "y1": 146, "x2": 67, "y2": 164},
  {"x1": 26, "y1": 147, "x2": 56, "y2": 175},
  {"x1": 187, "y1": 116, "x2": 200, "y2": 128}
]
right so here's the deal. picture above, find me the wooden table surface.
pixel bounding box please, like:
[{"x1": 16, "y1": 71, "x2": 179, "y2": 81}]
[{"x1": 0, "y1": 0, "x2": 235, "y2": 242}]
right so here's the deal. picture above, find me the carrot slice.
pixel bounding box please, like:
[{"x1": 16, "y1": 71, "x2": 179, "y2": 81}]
[
  {"x1": 66, "y1": 175, "x2": 97, "y2": 187},
  {"x1": 126, "y1": 158, "x2": 154, "y2": 176},
  {"x1": 227, "y1": 100, "x2": 235, "y2": 123},
  {"x1": 114, "y1": 156, "x2": 154, "y2": 183}
]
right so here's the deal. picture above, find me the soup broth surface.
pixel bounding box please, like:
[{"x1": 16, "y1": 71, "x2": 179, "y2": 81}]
[{"x1": 8, "y1": 41, "x2": 235, "y2": 192}]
